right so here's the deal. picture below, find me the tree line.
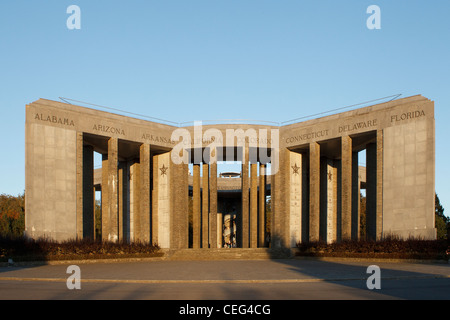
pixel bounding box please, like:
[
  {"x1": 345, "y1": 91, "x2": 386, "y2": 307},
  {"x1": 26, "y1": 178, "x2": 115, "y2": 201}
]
[{"x1": 0, "y1": 193, "x2": 25, "y2": 237}]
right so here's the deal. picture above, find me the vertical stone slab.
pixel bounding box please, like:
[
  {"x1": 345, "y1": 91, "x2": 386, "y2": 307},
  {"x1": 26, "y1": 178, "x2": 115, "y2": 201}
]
[
  {"x1": 209, "y1": 157, "x2": 218, "y2": 249},
  {"x1": 24, "y1": 116, "x2": 33, "y2": 239},
  {"x1": 289, "y1": 151, "x2": 302, "y2": 247},
  {"x1": 309, "y1": 142, "x2": 320, "y2": 242},
  {"x1": 76, "y1": 134, "x2": 95, "y2": 240},
  {"x1": 267, "y1": 159, "x2": 277, "y2": 248},
  {"x1": 366, "y1": 142, "x2": 377, "y2": 240},
  {"x1": 76, "y1": 132, "x2": 83, "y2": 239},
  {"x1": 130, "y1": 161, "x2": 140, "y2": 242},
  {"x1": 202, "y1": 163, "x2": 209, "y2": 248},
  {"x1": 250, "y1": 162, "x2": 258, "y2": 248},
  {"x1": 321, "y1": 159, "x2": 337, "y2": 244},
  {"x1": 270, "y1": 160, "x2": 275, "y2": 248},
  {"x1": 376, "y1": 130, "x2": 383, "y2": 240},
  {"x1": 217, "y1": 213, "x2": 223, "y2": 248},
  {"x1": 119, "y1": 161, "x2": 131, "y2": 243},
  {"x1": 118, "y1": 162, "x2": 126, "y2": 242},
  {"x1": 268, "y1": 146, "x2": 288, "y2": 249},
  {"x1": 366, "y1": 130, "x2": 383, "y2": 240},
  {"x1": 107, "y1": 137, "x2": 119, "y2": 242},
  {"x1": 383, "y1": 105, "x2": 435, "y2": 239},
  {"x1": 193, "y1": 163, "x2": 201, "y2": 248},
  {"x1": 341, "y1": 135, "x2": 352, "y2": 241},
  {"x1": 280, "y1": 148, "x2": 289, "y2": 248},
  {"x1": 25, "y1": 121, "x2": 77, "y2": 241},
  {"x1": 301, "y1": 153, "x2": 309, "y2": 243},
  {"x1": 170, "y1": 155, "x2": 189, "y2": 249},
  {"x1": 335, "y1": 159, "x2": 342, "y2": 241},
  {"x1": 140, "y1": 143, "x2": 151, "y2": 243},
  {"x1": 258, "y1": 163, "x2": 266, "y2": 247},
  {"x1": 241, "y1": 145, "x2": 249, "y2": 248},
  {"x1": 43, "y1": 126, "x2": 55, "y2": 238},
  {"x1": 101, "y1": 153, "x2": 109, "y2": 241},
  {"x1": 83, "y1": 145, "x2": 94, "y2": 240},
  {"x1": 351, "y1": 151, "x2": 360, "y2": 240},
  {"x1": 151, "y1": 156, "x2": 158, "y2": 245},
  {"x1": 124, "y1": 160, "x2": 133, "y2": 241},
  {"x1": 157, "y1": 152, "x2": 171, "y2": 248},
  {"x1": 118, "y1": 163, "x2": 124, "y2": 242}
]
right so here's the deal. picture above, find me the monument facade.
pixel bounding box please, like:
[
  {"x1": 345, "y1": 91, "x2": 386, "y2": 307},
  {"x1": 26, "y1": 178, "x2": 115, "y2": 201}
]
[{"x1": 24, "y1": 95, "x2": 436, "y2": 249}]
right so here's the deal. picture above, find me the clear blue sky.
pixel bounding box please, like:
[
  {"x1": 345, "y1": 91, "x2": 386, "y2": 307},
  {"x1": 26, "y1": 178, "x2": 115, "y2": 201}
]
[{"x1": 0, "y1": 1, "x2": 449, "y2": 216}]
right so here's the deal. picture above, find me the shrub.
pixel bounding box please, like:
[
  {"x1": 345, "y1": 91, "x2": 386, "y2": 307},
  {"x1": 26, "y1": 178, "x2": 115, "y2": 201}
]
[
  {"x1": 296, "y1": 236, "x2": 449, "y2": 260},
  {"x1": 0, "y1": 236, "x2": 160, "y2": 262}
]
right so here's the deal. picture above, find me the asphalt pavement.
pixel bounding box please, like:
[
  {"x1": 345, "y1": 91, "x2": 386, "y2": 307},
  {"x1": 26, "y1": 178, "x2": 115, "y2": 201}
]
[{"x1": 0, "y1": 258, "x2": 449, "y2": 300}]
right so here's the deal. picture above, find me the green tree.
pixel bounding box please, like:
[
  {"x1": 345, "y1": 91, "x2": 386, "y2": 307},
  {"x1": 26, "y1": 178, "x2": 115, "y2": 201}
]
[
  {"x1": 0, "y1": 193, "x2": 25, "y2": 237},
  {"x1": 435, "y1": 193, "x2": 449, "y2": 240}
]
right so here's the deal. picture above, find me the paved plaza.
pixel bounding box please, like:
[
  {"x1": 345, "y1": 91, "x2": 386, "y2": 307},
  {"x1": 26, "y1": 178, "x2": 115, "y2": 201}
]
[{"x1": 0, "y1": 258, "x2": 448, "y2": 300}]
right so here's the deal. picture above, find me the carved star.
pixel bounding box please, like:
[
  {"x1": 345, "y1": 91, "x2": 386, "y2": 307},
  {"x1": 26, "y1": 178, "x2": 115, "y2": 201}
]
[
  {"x1": 160, "y1": 164, "x2": 168, "y2": 176},
  {"x1": 328, "y1": 171, "x2": 332, "y2": 181},
  {"x1": 292, "y1": 163, "x2": 300, "y2": 175}
]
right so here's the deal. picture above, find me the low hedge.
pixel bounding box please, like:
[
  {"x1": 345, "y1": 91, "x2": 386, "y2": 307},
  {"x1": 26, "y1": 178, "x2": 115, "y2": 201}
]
[
  {"x1": 296, "y1": 237, "x2": 449, "y2": 260},
  {"x1": 0, "y1": 236, "x2": 161, "y2": 262}
]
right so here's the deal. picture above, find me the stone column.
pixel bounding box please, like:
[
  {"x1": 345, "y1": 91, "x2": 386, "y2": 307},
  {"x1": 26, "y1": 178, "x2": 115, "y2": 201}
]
[
  {"x1": 269, "y1": 146, "x2": 289, "y2": 248},
  {"x1": 241, "y1": 145, "x2": 249, "y2": 248},
  {"x1": 341, "y1": 135, "x2": 352, "y2": 241},
  {"x1": 107, "y1": 137, "x2": 119, "y2": 242},
  {"x1": 270, "y1": 162, "x2": 275, "y2": 248},
  {"x1": 202, "y1": 163, "x2": 209, "y2": 248},
  {"x1": 367, "y1": 142, "x2": 376, "y2": 240},
  {"x1": 320, "y1": 158, "x2": 337, "y2": 243},
  {"x1": 290, "y1": 151, "x2": 302, "y2": 247},
  {"x1": 366, "y1": 130, "x2": 383, "y2": 240},
  {"x1": 138, "y1": 144, "x2": 151, "y2": 243},
  {"x1": 217, "y1": 213, "x2": 223, "y2": 248},
  {"x1": 351, "y1": 151, "x2": 360, "y2": 241},
  {"x1": 156, "y1": 152, "x2": 171, "y2": 248},
  {"x1": 151, "y1": 156, "x2": 158, "y2": 245},
  {"x1": 118, "y1": 161, "x2": 129, "y2": 243},
  {"x1": 209, "y1": 156, "x2": 218, "y2": 249},
  {"x1": 76, "y1": 133, "x2": 83, "y2": 239},
  {"x1": 301, "y1": 153, "x2": 309, "y2": 243},
  {"x1": 376, "y1": 130, "x2": 383, "y2": 240},
  {"x1": 309, "y1": 142, "x2": 320, "y2": 242},
  {"x1": 250, "y1": 162, "x2": 258, "y2": 248},
  {"x1": 101, "y1": 154, "x2": 109, "y2": 241},
  {"x1": 118, "y1": 163, "x2": 124, "y2": 242},
  {"x1": 258, "y1": 163, "x2": 266, "y2": 247},
  {"x1": 171, "y1": 156, "x2": 189, "y2": 249},
  {"x1": 76, "y1": 133, "x2": 94, "y2": 240},
  {"x1": 329, "y1": 162, "x2": 338, "y2": 243},
  {"x1": 130, "y1": 161, "x2": 140, "y2": 242},
  {"x1": 193, "y1": 163, "x2": 201, "y2": 248}
]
